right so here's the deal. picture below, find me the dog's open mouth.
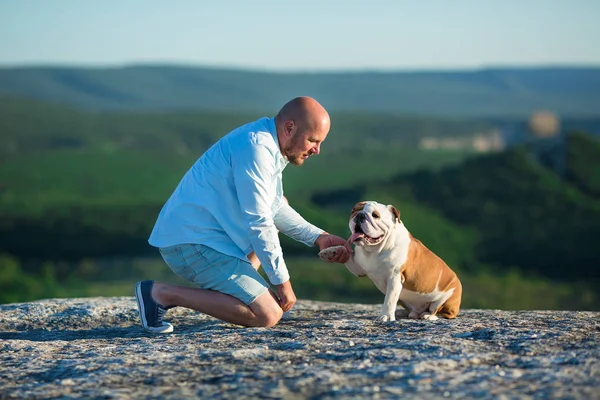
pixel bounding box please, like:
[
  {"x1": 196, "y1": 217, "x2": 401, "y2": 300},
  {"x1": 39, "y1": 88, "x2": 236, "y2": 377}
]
[{"x1": 349, "y1": 226, "x2": 384, "y2": 244}]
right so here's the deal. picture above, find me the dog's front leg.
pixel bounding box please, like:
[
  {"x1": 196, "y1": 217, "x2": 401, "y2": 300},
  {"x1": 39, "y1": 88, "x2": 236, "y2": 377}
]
[
  {"x1": 378, "y1": 274, "x2": 403, "y2": 322},
  {"x1": 344, "y1": 255, "x2": 367, "y2": 277},
  {"x1": 318, "y1": 246, "x2": 367, "y2": 277}
]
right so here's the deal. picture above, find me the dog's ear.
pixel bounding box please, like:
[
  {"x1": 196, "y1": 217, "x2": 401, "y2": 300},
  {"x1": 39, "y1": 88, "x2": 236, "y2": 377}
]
[
  {"x1": 388, "y1": 205, "x2": 400, "y2": 222},
  {"x1": 351, "y1": 201, "x2": 367, "y2": 217}
]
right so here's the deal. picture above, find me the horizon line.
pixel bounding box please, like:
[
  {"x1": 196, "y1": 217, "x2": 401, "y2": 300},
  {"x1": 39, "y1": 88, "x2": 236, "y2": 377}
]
[{"x1": 1, "y1": 61, "x2": 600, "y2": 74}]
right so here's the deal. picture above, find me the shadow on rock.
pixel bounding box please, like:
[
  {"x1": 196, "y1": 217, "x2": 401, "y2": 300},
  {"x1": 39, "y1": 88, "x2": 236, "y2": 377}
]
[{"x1": 0, "y1": 321, "x2": 230, "y2": 342}]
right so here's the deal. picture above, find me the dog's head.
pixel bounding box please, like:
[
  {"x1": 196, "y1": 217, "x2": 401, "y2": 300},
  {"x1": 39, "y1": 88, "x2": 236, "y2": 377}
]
[{"x1": 348, "y1": 201, "x2": 401, "y2": 249}]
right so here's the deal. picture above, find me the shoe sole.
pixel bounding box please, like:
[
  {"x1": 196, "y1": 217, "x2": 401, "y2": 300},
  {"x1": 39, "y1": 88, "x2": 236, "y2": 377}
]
[{"x1": 135, "y1": 282, "x2": 173, "y2": 334}]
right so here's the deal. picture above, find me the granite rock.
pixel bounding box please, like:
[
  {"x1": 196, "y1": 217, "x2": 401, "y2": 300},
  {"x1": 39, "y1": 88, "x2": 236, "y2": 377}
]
[{"x1": 0, "y1": 297, "x2": 598, "y2": 399}]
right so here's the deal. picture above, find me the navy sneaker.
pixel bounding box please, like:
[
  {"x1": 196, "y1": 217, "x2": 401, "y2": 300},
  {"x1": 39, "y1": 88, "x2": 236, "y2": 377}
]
[{"x1": 135, "y1": 280, "x2": 174, "y2": 333}]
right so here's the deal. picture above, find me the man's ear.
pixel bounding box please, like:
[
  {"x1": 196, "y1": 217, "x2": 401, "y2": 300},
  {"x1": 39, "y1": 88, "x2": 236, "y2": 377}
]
[
  {"x1": 388, "y1": 205, "x2": 400, "y2": 222},
  {"x1": 283, "y1": 120, "x2": 295, "y2": 138}
]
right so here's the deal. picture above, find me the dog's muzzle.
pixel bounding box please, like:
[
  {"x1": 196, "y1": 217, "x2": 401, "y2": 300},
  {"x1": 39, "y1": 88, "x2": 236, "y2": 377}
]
[
  {"x1": 350, "y1": 212, "x2": 384, "y2": 244},
  {"x1": 354, "y1": 212, "x2": 366, "y2": 224}
]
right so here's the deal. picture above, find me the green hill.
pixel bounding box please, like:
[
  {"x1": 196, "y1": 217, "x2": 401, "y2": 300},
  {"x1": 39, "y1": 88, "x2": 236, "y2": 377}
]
[
  {"x1": 1, "y1": 66, "x2": 600, "y2": 117},
  {"x1": 0, "y1": 95, "x2": 496, "y2": 158},
  {"x1": 0, "y1": 96, "x2": 477, "y2": 261}
]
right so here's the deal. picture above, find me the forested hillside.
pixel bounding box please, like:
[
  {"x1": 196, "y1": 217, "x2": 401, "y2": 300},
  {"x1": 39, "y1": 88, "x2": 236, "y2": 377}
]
[
  {"x1": 0, "y1": 95, "x2": 500, "y2": 158},
  {"x1": 0, "y1": 96, "x2": 477, "y2": 262},
  {"x1": 1, "y1": 66, "x2": 599, "y2": 116}
]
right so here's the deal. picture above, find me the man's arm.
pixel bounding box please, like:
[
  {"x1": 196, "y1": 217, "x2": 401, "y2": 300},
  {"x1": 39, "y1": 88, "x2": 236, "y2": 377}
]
[
  {"x1": 274, "y1": 202, "x2": 352, "y2": 263},
  {"x1": 231, "y1": 143, "x2": 297, "y2": 311},
  {"x1": 273, "y1": 202, "x2": 324, "y2": 245},
  {"x1": 231, "y1": 144, "x2": 289, "y2": 286}
]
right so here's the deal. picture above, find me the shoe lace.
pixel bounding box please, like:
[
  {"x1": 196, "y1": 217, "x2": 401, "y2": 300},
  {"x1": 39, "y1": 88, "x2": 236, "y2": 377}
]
[{"x1": 156, "y1": 305, "x2": 168, "y2": 325}]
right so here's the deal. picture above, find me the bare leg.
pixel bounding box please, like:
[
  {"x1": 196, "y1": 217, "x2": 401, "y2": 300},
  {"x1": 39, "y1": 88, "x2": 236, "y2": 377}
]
[
  {"x1": 151, "y1": 282, "x2": 283, "y2": 328},
  {"x1": 247, "y1": 251, "x2": 261, "y2": 270}
]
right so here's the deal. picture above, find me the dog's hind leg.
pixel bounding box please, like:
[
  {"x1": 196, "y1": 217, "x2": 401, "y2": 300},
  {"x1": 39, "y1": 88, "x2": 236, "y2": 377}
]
[
  {"x1": 436, "y1": 292, "x2": 462, "y2": 319},
  {"x1": 432, "y1": 282, "x2": 462, "y2": 319}
]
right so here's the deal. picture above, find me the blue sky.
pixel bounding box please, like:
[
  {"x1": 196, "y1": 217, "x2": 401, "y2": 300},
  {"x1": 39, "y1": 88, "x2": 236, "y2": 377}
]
[{"x1": 1, "y1": 0, "x2": 599, "y2": 71}]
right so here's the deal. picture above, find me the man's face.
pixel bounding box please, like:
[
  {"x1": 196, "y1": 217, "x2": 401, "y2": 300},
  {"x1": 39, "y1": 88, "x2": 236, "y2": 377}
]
[{"x1": 283, "y1": 125, "x2": 327, "y2": 166}]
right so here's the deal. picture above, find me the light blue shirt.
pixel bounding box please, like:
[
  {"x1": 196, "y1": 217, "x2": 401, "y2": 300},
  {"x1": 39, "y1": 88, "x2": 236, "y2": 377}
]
[{"x1": 148, "y1": 117, "x2": 324, "y2": 285}]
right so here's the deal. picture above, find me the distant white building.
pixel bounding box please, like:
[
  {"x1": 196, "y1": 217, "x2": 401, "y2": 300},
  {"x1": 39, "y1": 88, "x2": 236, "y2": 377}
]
[{"x1": 419, "y1": 129, "x2": 505, "y2": 153}]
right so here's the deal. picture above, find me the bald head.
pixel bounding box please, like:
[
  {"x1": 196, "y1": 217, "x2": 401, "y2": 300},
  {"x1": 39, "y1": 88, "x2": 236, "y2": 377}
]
[
  {"x1": 275, "y1": 96, "x2": 331, "y2": 165},
  {"x1": 275, "y1": 96, "x2": 330, "y2": 136}
]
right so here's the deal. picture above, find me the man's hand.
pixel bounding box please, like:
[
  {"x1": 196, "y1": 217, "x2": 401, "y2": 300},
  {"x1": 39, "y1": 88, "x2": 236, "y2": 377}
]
[
  {"x1": 315, "y1": 233, "x2": 352, "y2": 263},
  {"x1": 275, "y1": 280, "x2": 296, "y2": 312}
]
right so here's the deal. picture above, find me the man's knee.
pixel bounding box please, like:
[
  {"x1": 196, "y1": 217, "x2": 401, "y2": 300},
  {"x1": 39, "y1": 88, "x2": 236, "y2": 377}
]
[
  {"x1": 256, "y1": 306, "x2": 283, "y2": 328},
  {"x1": 250, "y1": 292, "x2": 283, "y2": 327}
]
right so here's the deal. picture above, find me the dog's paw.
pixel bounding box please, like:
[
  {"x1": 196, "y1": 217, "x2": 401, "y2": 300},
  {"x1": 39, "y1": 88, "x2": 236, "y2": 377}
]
[
  {"x1": 409, "y1": 311, "x2": 421, "y2": 319},
  {"x1": 377, "y1": 314, "x2": 395, "y2": 322},
  {"x1": 421, "y1": 313, "x2": 439, "y2": 321},
  {"x1": 318, "y1": 245, "x2": 346, "y2": 262}
]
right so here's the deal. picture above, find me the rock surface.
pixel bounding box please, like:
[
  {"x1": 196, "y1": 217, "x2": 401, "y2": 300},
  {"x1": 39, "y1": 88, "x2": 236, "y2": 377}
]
[{"x1": 0, "y1": 297, "x2": 599, "y2": 399}]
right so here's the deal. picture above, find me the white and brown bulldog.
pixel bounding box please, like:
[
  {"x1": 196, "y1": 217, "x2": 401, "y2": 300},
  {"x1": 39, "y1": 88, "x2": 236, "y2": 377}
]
[{"x1": 319, "y1": 201, "x2": 462, "y2": 321}]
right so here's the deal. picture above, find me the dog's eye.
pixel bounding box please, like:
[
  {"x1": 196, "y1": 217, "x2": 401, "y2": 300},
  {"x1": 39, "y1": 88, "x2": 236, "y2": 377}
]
[{"x1": 372, "y1": 211, "x2": 380, "y2": 219}]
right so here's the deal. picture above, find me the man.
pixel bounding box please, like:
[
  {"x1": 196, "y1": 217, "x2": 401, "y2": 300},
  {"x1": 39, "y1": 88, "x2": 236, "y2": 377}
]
[{"x1": 136, "y1": 96, "x2": 352, "y2": 333}]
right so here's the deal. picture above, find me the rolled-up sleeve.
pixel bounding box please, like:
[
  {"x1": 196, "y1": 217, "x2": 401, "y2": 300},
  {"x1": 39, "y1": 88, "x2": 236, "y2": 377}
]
[
  {"x1": 274, "y1": 203, "x2": 324, "y2": 246},
  {"x1": 232, "y1": 143, "x2": 290, "y2": 285}
]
